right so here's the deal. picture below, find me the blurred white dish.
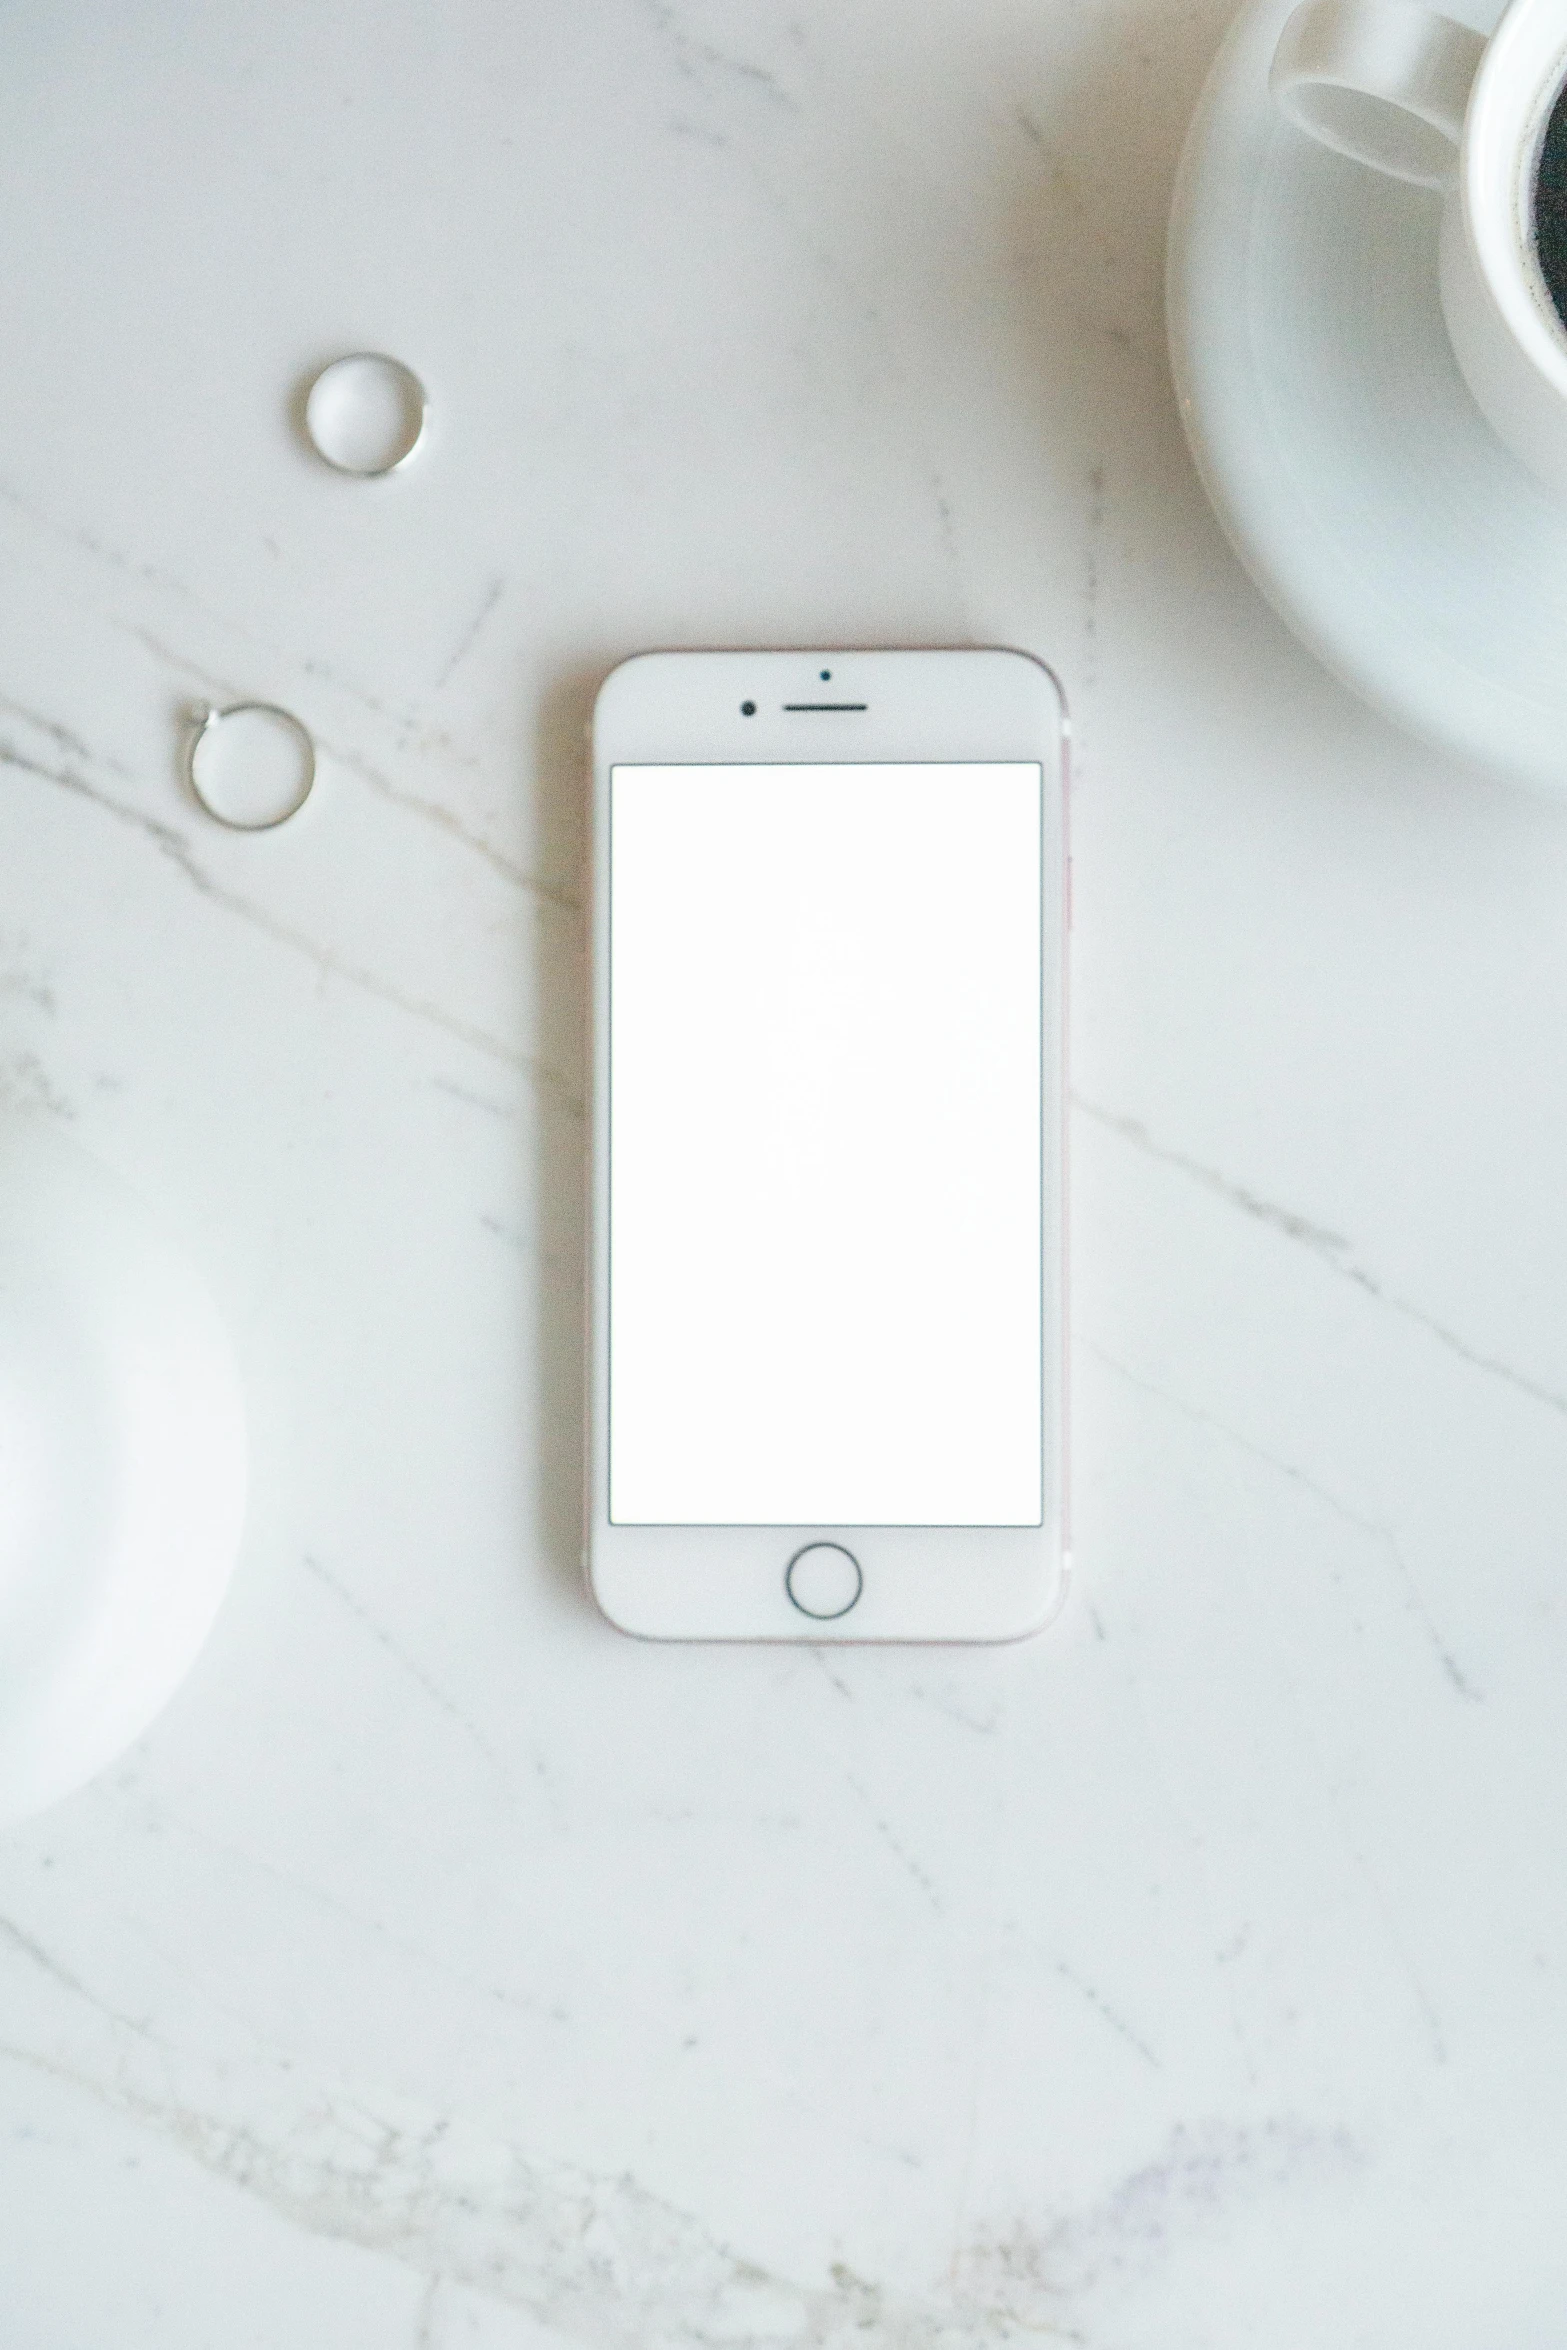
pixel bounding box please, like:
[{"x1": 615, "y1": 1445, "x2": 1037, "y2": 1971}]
[
  {"x1": 0, "y1": 1117, "x2": 246, "y2": 1827},
  {"x1": 1165, "y1": 0, "x2": 1567, "y2": 790}
]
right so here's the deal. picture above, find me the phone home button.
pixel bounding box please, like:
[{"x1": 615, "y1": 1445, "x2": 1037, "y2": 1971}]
[{"x1": 785, "y1": 1542, "x2": 863, "y2": 1621}]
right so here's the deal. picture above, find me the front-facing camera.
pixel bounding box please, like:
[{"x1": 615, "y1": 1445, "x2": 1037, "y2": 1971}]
[{"x1": 741, "y1": 700, "x2": 757, "y2": 716}]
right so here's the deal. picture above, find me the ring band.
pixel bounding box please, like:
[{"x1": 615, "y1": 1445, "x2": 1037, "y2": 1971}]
[
  {"x1": 184, "y1": 701, "x2": 316, "y2": 831},
  {"x1": 304, "y1": 352, "x2": 428, "y2": 476}
]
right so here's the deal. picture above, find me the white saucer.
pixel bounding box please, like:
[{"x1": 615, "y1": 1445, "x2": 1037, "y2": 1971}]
[
  {"x1": 1167, "y1": 0, "x2": 1567, "y2": 791},
  {"x1": 0, "y1": 1118, "x2": 246, "y2": 1826}
]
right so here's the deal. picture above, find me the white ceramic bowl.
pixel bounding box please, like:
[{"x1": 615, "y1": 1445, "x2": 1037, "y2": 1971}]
[
  {"x1": 1165, "y1": 0, "x2": 1567, "y2": 789},
  {"x1": 0, "y1": 1117, "x2": 246, "y2": 1826}
]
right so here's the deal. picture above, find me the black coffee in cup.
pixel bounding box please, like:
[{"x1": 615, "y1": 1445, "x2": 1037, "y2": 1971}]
[{"x1": 1534, "y1": 77, "x2": 1567, "y2": 332}]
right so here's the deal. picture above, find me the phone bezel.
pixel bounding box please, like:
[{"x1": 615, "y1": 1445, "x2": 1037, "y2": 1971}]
[{"x1": 585, "y1": 646, "x2": 1069, "y2": 1643}]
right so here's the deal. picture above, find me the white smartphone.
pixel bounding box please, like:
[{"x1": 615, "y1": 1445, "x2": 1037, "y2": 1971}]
[{"x1": 585, "y1": 647, "x2": 1069, "y2": 1643}]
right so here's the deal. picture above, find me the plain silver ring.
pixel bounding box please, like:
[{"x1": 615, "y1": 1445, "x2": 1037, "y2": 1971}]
[
  {"x1": 304, "y1": 351, "x2": 428, "y2": 476},
  {"x1": 184, "y1": 701, "x2": 316, "y2": 831}
]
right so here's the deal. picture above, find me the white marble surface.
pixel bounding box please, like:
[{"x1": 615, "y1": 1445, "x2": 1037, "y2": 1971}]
[{"x1": 2, "y1": 2, "x2": 1566, "y2": 2342}]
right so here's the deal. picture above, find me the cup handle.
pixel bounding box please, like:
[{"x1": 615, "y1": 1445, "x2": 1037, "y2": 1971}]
[{"x1": 1270, "y1": 0, "x2": 1487, "y2": 187}]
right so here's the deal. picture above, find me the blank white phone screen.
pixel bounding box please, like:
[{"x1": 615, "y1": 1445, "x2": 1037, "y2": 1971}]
[{"x1": 608, "y1": 762, "x2": 1043, "y2": 1526}]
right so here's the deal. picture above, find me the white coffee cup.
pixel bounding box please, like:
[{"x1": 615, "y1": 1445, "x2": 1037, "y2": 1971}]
[{"x1": 1272, "y1": 0, "x2": 1567, "y2": 493}]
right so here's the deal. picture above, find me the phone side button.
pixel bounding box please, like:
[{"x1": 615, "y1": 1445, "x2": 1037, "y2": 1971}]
[{"x1": 785, "y1": 1542, "x2": 863, "y2": 1620}]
